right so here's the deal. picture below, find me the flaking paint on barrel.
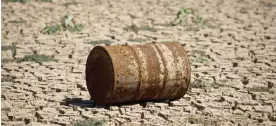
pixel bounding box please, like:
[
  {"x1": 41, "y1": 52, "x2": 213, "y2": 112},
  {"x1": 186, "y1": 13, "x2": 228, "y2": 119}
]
[{"x1": 86, "y1": 42, "x2": 191, "y2": 105}]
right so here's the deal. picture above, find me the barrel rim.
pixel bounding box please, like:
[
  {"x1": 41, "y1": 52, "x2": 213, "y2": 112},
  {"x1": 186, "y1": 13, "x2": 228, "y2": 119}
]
[{"x1": 86, "y1": 46, "x2": 115, "y2": 104}]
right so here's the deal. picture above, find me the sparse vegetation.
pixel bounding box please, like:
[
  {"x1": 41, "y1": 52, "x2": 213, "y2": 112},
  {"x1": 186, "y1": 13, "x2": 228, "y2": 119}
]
[
  {"x1": 187, "y1": 115, "x2": 218, "y2": 125},
  {"x1": 189, "y1": 77, "x2": 230, "y2": 91},
  {"x1": 7, "y1": 0, "x2": 28, "y2": 2},
  {"x1": 124, "y1": 24, "x2": 158, "y2": 34},
  {"x1": 71, "y1": 24, "x2": 84, "y2": 32},
  {"x1": 39, "y1": 0, "x2": 52, "y2": 2},
  {"x1": 128, "y1": 38, "x2": 147, "y2": 43},
  {"x1": 73, "y1": 118, "x2": 106, "y2": 126},
  {"x1": 2, "y1": 45, "x2": 16, "y2": 51},
  {"x1": 153, "y1": 23, "x2": 174, "y2": 27},
  {"x1": 7, "y1": 0, "x2": 52, "y2": 2},
  {"x1": 190, "y1": 57, "x2": 208, "y2": 63},
  {"x1": 1, "y1": 75, "x2": 14, "y2": 82},
  {"x1": 43, "y1": 25, "x2": 62, "y2": 35},
  {"x1": 190, "y1": 78, "x2": 208, "y2": 89},
  {"x1": 1, "y1": 59, "x2": 16, "y2": 63},
  {"x1": 62, "y1": 13, "x2": 79, "y2": 32},
  {"x1": 63, "y1": 1, "x2": 81, "y2": 7},
  {"x1": 19, "y1": 54, "x2": 57, "y2": 62},
  {"x1": 1, "y1": 45, "x2": 17, "y2": 58},
  {"x1": 171, "y1": 8, "x2": 208, "y2": 30},
  {"x1": 43, "y1": 13, "x2": 83, "y2": 35},
  {"x1": 87, "y1": 40, "x2": 114, "y2": 46},
  {"x1": 139, "y1": 26, "x2": 158, "y2": 32},
  {"x1": 8, "y1": 20, "x2": 26, "y2": 23},
  {"x1": 247, "y1": 86, "x2": 269, "y2": 92}
]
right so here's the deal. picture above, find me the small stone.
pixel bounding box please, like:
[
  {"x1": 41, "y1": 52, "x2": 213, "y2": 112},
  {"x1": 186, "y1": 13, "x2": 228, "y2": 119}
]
[{"x1": 193, "y1": 102, "x2": 205, "y2": 111}]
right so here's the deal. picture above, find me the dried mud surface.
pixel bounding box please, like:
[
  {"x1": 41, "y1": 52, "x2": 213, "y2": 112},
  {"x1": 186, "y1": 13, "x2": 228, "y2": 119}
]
[{"x1": 1, "y1": 0, "x2": 276, "y2": 125}]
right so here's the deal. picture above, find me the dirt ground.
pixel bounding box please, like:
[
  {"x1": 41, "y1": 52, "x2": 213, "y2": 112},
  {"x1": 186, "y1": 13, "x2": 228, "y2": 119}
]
[{"x1": 1, "y1": 0, "x2": 276, "y2": 125}]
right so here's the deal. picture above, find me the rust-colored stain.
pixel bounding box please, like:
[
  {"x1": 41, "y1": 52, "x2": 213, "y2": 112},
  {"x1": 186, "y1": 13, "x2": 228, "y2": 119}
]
[{"x1": 86, "y1": 42, "x2": 191, "y2": 105}]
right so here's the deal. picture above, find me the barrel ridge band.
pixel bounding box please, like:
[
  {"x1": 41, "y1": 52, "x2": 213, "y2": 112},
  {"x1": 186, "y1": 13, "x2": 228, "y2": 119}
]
[
  {"x1": 153, "y1": 44, "x2": 168, "y2": 99},
  {"x1": 127, "y1": 45, "x2": 142, "y2": 101}
]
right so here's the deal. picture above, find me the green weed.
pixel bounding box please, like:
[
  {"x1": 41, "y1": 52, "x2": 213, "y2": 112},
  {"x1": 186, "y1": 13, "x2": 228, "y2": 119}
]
[
  {"x1": 139, "y1": 26, "x2": 158, "y2": 32},
  {"x1": 1, "y1": 45, "x2": 17, "y2": 58},
  {"x1": 187, "y1": 115, "x2": 218, "y2": 125},
  {"x1": 72, "y1": 24, "x2": 84, "y2": 32},
  {"x1": 171, "y1": 8, "x2": 208, "y2": 30},
  {"x1": 124, "y1": 24, "x2": 139, "y2": 34},
  {"x1": 39, "y1": 0, "x2": 52, "y2": 2},
  {"x1": 8, "y1": 20, "x2": 26, "y2": 24},
  {"x1": 124, "y1": 24, "x2": 157, "y2": 34},
  {"x1": 1, "y1": 75, "x2": 14, "y2": 82},
  {"x1": 62, "y1": 13, "x2": 84, "y2": 32},
  {"x1": 247, "y1": 86, "x2": 269, "y2": 92},
  {"x1": 153, "y1": 23, "x2": 174, "y2": 27},
  {"x1": 7, "y1": 0, "x2": 28, "y2": 2},
  {"x1": 63, "y1": 2, "x2": 80, "y2": 7},
  {"x1": 172, "y1": 8, "x2": 194, "y2": 26},
  {"x1": 43, "y1": 13, "x2": 83, "y2": 35},
  {"x1": 128, "y1": 38, "x2": 147, "y2": 43},
  {"x1": 87, "y1": 40, "x2": 114, "y2": 46},
  {"x1": 73, "y1": 118, "x2": 106, "y2": 126},
  {"x1": 190, "y1": 78, "x2": 208, "y2": 89},
  {"x1": 1, "y1": 59, "x2": 16, "y2": 63},
  {"x1": 7, "y1": 0, "x2": 52, "y2": 2},
  {"x1": 189, "y1": 77, "x2": 229, "y2": 91},
  {"x1": 19, "y1": 54, "x2": 57, "y2": 62},
  {"x1": 190, "y1": 57, "x2": 208, "y2": 63},
  {"x1": 43, "y1": 25, "x2": 62, "y2": 35},
  {"x1": 2, "y1": 45, "x2": 16, "y2": 51}
]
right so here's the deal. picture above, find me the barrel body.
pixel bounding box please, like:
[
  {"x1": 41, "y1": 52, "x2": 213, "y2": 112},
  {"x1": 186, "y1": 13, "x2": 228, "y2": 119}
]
[{"x1": 86, "y1": 42, "x2": 191, "y2": 105}]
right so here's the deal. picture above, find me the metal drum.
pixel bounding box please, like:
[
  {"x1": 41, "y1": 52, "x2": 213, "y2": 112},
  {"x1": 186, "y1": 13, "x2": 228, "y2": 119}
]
[{"x1": 86, "y1": 42, "x2": 191, "y2": 105}]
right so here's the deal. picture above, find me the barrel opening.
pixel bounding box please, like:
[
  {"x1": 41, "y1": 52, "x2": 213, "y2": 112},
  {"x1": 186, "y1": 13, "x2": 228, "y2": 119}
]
[{"x1": 86, "y1": 47, "x2": 114, "y2": 105}]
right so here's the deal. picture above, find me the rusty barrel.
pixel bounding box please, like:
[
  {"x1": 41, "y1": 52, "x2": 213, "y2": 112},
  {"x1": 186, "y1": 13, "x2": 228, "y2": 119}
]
[{"x1": 86, "y1": 42, "x2": 191, "y2": 105}]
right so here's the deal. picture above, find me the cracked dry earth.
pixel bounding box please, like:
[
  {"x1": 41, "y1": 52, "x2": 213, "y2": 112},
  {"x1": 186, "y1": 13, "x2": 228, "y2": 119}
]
[{"x1": 1, "y1": 0, "x2": 276, "y2": 126}]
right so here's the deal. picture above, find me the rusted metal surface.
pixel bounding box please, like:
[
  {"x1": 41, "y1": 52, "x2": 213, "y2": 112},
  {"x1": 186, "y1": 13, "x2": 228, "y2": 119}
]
[{"x1": 86, "y1": 42, "x2": 191, "y2": 105}]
